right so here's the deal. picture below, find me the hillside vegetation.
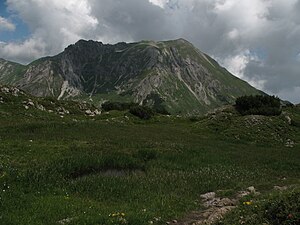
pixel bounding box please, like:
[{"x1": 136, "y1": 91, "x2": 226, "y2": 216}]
[{"x1": 0, "y1": 86, "x2": 299, "y2": 225}]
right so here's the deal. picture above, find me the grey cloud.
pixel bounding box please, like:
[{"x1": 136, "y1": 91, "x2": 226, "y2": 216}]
[
  {"x1": 89, "y1": 0, "x2": 174, "y2": 42},
  {"x1": 0, "y1": 0, "x2": 299, "y2": 102}
]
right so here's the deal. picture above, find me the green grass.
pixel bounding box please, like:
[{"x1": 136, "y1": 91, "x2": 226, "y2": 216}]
[
  {"x1": 0, "y1": 92, "x2": 300, "y2": 224},
  {"x1": 217, "y1": 188, "x2": 300, "y2": 225}
]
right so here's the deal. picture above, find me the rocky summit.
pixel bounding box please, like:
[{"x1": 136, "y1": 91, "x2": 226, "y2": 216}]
[{"x1": 0, "y1": 39, "x2": 262, "y2": 114}]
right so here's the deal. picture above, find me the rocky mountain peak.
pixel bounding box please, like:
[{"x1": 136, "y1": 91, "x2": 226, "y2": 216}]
[{"x1": 0, "y1": 39, "x2": 262, "y2": 115}]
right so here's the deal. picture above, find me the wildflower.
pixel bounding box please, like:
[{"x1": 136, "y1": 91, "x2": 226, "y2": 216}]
[{"x1": 243, "y1": 201, "x2": 252, "y2": 205}]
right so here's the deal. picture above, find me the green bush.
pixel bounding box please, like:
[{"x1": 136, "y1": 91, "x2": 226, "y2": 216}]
[
  {"x1": 129, "y1": 106, "x2": 154, "y2": 120},
  {"x1": 101, "y1": 101, "x2": 138, "y2": 112},
  {"x1": 235, "y1": 95, "x2": 281, "y2": 116}
]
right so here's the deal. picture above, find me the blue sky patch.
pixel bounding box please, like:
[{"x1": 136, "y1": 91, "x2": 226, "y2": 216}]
[{"x1": 0, "y1": 0, "x2": 30, "y2": 42}]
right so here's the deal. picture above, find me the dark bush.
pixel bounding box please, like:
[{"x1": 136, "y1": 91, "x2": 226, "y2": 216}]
[
  {"x1": 154, "y1": 106, "x2": 170, "y2": 115},
  {"x1": 235, "y1": 95, "x2": 281, "y2": 116},
  {"x1": 101, "y1": 101, "x2": 169, "y2": 116},
  {"x1": 129, "y1": 105, "x2": 154, "y2": 120},
  {"x1": 101, "y1": 101, "x2": 138, "y2": 111}
]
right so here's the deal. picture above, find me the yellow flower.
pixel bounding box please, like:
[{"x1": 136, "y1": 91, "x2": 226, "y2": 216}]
[{"x1": 243, "y1": 201, "x2": 252, "y2": 205}]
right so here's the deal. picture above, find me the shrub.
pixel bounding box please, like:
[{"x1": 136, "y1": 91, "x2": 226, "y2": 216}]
[
  {"x1": 235, "y1": 95, "x2": 281, "y2": 116},
  {"x1": 101, "y1": 101, "x2": 138, "y2": 111},
  {"x1": 129, "y1": 106, "x2": 154, "y2": 120}
]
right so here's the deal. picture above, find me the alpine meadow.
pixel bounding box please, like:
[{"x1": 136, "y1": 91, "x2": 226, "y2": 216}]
[{"x1": 0, "y1": 36, "x2": 300, "y2": 225}]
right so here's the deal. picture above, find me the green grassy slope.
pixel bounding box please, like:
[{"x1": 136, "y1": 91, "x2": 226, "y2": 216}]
[
  {"x1": 0, "y1": 59, "x2": 27, "y2": 85},
  {"x1": 0, "y1": 88, "x2": 299, "y2": 225}
]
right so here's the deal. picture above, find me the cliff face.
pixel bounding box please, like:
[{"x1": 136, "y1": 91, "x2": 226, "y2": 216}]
[{"x1": 0, "y1": 39, "x2": 262, "y2": 114}]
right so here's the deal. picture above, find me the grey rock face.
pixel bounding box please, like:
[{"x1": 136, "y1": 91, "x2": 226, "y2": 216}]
[{"x1": 0, "y1": 39, "x2": 262, "y2": 114}]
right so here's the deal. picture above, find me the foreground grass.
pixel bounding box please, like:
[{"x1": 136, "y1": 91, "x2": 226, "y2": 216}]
[
  {"x1": 217, "y1": 188, "x2": 300, "y2": 225},
  {"x1": 0, "y1": 103, "x2": 300, "y2": 224}
]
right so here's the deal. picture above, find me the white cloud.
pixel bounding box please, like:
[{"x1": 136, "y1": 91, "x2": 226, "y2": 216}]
[
  {"x1": 218, "y1": 50, "x2": 266, "y2": 90},
  {"x1": 0, "y1": 16, "x2": 15, "y2": 31},
  {"x1": 221, "y1": 51, "x2": 251, "y2": 79},
  {"x1": 227, "y1": 28, "x2": 239, "y2": 40},
  {"x1": 1, "y1": 0, "x2": 98, "y2": 63},
  {"x1": 0, "y1": 0, "x2": 300, "y2": 102},
  {"x1": 0, "y1": 37, "x2": 46, "y2": 63},
  {"x1": 148, "y1": 0, "x2": 168, "y2": 8}
]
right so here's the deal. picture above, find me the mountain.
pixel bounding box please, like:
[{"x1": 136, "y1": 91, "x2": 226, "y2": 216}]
[{"x1": 0, "y1": 39, "x2": 262, "y2": 114}]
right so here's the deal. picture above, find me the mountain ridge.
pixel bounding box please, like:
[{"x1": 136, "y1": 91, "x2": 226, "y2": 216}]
[{"x1": 0, "y1": 38, "x2": 263, "y2": 114}]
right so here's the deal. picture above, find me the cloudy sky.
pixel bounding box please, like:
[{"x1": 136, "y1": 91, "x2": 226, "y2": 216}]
[{"x1": 0, "y1": 0, "x2": 299, "y2": 103}]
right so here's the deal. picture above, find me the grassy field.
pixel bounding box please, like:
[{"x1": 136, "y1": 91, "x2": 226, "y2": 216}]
[{"x1": 0, "y1": 90, "x2": 300, "y2": 224}]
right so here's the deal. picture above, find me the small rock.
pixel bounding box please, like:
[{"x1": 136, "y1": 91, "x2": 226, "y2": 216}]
[
  {"x1": 285, "y1": 139, "x2": 294, "y2": 148},
  {"x1": 247, "y1": 186, "x2": 255, "y2": 193},
  {"x1": 11, "y1": 87, "x2": 20, "y2": 96},
  {"x1": 94, "y1": 109, "x2": 101, "y2": 115},
  {"x1": 1, "y1": 87, "x2": 9, "y2": 93},
  {"x1": 203, "y1": 198, "x2": 220, "y2": 208},
  {"x1": 57, "y1": 107, "x2": 70, "y2": 115},
  {"x1": 172, "y1": 220, "x2": 178, "y2": 223},
  {"x1": 85, "y1": 109, "x2": 95, "y2": 116},
  {"x1": 237, "y1": 191, "x2": 251, "y2": 198},
  {"x1": 85, "y1": 109, "x2": 92, "y2": 114},
  {"x1": 36, "y1": 104, "x2": 46, "y2": 111},
  {"x1": 27, "y1": 101, "x2": 34, "y2": 107},
  {"x1": 274, "y1": 186, "x2": 288, "y2": 191},
  {"x1": 58, "y1": 218, "x2": 73, "y2": 224},
  {"x1": 200, "y1": 192, "x2": 216, "y2": 200},
  {"x1": 285, "y1": 115, "x2": 292, "y2": 125},
  {"x1": 202, "y1": 206, "x2": 236, "y2": 225},
  {"x1": 216, "y1": 198, "x2": 236, "y2": 207}
]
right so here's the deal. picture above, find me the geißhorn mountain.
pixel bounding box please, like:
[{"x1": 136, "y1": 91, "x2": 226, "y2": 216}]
[{"x1": 0, "y1": 39, "x2": 262, "y2": 114}]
